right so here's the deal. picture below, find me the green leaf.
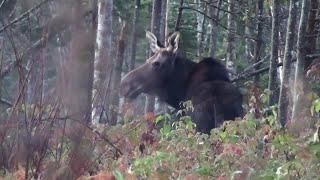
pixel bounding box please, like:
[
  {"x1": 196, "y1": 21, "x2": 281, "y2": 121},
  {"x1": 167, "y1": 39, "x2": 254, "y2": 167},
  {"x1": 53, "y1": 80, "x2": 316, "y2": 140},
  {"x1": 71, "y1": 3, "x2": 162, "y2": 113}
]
[
  {"x1": 155, "y1": 115, "x2": 165, "y2": 124},
  {"x1": 156, "y1": 151, "x2": 170, "y2": 160},
  {"x1": 113, "y1": 170, "x2": 125, "y2": 180},
  {"x1": 229, "y1": 135, "x2": 239, "y2": 143},
  {"x1": 311, "y1": 99, "x2": 320, "y2": 116},
  {"x1": 195, "y1": 166, "x2": 212, "y2": 176},
  {"x1": 160, "y1": 123, "x2": 172, "y2": 138}
]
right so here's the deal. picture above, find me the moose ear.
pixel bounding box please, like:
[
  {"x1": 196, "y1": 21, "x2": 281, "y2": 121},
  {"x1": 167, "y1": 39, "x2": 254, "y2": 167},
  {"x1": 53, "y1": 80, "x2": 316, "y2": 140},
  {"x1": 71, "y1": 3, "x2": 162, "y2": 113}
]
[
  {"x1": 167, "y1": 32, "x2": 180, "y2": 53},
  {"x1": 146, "y1": 31, "x2": 161, "y2": 53}
]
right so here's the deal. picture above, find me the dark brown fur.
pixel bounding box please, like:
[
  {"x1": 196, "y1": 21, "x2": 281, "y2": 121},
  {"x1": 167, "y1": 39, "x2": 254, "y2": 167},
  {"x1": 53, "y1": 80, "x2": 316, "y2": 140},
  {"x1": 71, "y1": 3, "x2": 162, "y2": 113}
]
[{"x1": 120, "y1": 32, "x2": 243, "y2": 133}]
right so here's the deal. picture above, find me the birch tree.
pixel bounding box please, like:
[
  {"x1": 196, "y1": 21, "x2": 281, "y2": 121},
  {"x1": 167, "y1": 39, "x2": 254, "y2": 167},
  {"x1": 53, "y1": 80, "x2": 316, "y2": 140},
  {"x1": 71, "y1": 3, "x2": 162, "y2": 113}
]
[
  {"x1": 253, "y1": 0, "x2": 264, "y2": 83},
  {"x1": 292, "y1": 0, "x2": 310, "y2": 122},
  {"x1": 245, "y1": 0, "x2": 254, "y2": 63},
  {"x1": 92, "y1": 0, "x2": 113, "y2": 123},
  {"x1": 156, "y1": 0, "x2": 169, "y2": 114},
  {"x1": 175, "y1": 0, "x2": 184, "y2": 31},
  {"x1": 305, "y1": 0, "x2": 318, "y2": 69},
  {"x1": 110, "y1": 23, "x2": 128, "y2": 124},
  {"x1": 278, "y1": 0, "x2": 298, "y2": 127},
  {"x1": 226, "y1": 0, "x2": 236, "y2": 69},
  {"x1": 145, "y1": 0, "x2": 162, "y2": 113},
  {"x1": 209, "y1": 0, "x2": 221, "y2": 58},
  {"x1": 195, "y1": 0, "x2": 204, "y2": 57},
  {"x1": 267, "y1": 0, "x2": 280, "y2": 106},
  {"x1": 129, "y1": 0, "x2": 141, "y2": 71}
]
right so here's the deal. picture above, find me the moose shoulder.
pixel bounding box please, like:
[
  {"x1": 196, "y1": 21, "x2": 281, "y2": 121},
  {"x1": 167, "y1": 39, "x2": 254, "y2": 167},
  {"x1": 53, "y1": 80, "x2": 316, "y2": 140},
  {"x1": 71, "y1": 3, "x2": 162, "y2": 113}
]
[{"x1": 120, "y1": 31, "x2": 243, "y2": 134}]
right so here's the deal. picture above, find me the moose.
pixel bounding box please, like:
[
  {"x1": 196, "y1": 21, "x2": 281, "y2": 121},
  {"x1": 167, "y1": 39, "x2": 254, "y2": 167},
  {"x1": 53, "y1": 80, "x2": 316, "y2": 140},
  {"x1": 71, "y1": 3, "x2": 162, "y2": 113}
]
[{"x1": 120, "y1": 31, "x2": 243, "y2": 133}]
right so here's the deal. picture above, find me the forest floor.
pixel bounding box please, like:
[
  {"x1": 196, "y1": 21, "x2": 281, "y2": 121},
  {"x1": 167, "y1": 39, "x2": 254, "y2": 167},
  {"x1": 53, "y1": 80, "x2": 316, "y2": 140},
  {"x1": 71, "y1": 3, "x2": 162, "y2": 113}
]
[{"x1": 0, "y1": 106, "x2": 320, "y2": 179}]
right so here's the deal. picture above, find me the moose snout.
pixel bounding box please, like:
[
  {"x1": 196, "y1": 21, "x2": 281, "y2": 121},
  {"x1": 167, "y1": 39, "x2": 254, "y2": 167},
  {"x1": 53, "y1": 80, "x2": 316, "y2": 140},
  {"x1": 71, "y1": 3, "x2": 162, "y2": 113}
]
[
  {"x1": 119, "y1": 79, "x2": 130, "y2": 97},
  {"x1": 120, "y1": 76, "x2": 144, "y2": 100}
]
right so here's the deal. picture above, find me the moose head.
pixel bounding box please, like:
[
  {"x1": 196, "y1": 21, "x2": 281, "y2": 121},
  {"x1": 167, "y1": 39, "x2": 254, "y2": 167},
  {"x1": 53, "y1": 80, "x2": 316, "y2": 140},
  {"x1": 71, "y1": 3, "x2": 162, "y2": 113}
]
[{"x1": 120, "y1": 31, "x2": 181, "y2": 100}]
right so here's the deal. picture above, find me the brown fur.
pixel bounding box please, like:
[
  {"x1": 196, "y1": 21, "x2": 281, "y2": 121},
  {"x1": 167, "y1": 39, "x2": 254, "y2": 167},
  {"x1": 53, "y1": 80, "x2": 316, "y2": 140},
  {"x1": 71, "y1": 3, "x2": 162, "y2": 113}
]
[{"x1": 120, "y1": 32, "x2": 243, "y2": 133}]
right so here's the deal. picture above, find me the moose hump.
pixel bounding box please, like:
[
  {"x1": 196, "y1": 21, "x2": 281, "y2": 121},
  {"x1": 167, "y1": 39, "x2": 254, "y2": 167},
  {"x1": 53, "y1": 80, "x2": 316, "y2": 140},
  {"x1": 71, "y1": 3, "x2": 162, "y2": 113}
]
[{"x1": 120, "y1": 31, "x2": 243, "y2": 133}]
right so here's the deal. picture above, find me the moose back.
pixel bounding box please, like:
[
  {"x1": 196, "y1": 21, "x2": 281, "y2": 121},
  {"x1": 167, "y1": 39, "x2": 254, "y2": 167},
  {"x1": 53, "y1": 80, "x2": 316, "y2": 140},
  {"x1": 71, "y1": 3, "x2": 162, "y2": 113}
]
[{"x1": 120, "y1": 31, "x2": 243, "y2": 134}]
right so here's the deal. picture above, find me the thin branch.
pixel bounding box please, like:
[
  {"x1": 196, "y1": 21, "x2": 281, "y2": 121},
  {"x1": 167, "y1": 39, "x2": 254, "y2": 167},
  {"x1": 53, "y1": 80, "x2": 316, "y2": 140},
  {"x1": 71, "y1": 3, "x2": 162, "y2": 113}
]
[
  {"x1": 0, "y1": 36, "x2": 46, "y2": 79},
  {"x1": 175, "y1": 0, "x2": 184, "y2": 31},
  {"x1": 181, "y1": 6, "x2": 256, "y2": 40},
  {"x1": 0, "y1": 0, "x2": 7, "y2": 10},
  {"x1": 0, "y1": 0, "x2": 53, "y2": 34},
  {"x1": 236, "y1": 55, "x2": 270, "y2": 77},
  {"x1": 0, "y1": 7, "x2": 93, "y2": 80},
  {"x1": 0, "y1": 98, "x2": 12, "y2": 107},
  {"x1": 307, "y1": 53, "x2": 320, "y2": 58},
  {"x1": 232, "y1": 61, "x2": 289, "y2": 82},
  {"x1": 55, "y1": 116, "x2": 123, "y2": 156}
]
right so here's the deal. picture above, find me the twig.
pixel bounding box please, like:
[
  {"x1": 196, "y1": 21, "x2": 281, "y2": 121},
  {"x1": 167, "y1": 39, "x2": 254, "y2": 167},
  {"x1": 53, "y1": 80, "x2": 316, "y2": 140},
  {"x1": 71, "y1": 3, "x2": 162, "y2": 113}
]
[
  {"x1": 55, "y1": 116, "x2": 123, "y2": 156},
  {"x1": 180, "y1": 6, "x2": 256, "y2": 41},
  {"x1": 307, "y1": 53, "x2": 320, "y2": 58},
  {"x1": 0, "y1": 98, "x2": 12, "y2": 107},
  {"x1": 232, "y1": 62, "x2": 283, "y2": 82},
  {"x1": 235, "y1": 55, "x2": 270, "y2": 78},
  {"x1": 0, "y1": 0, "x2": 53, "y2": 34},
  {"x1": 0, "y1": 7, "x2": 94, "y2": 80},
  {"x1": 175, "y1": 0, "x2": 184, "y2": 31},
  {"x1": 0, "y1": 0, "x2": 7, "y2": 10}
]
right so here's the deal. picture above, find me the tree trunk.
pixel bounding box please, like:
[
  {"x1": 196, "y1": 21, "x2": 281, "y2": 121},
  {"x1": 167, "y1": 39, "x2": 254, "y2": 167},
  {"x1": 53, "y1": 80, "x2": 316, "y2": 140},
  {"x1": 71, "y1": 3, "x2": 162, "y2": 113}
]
[
  {"x1": 226, "y1": 0, "x2": 236, "y2": 75},
  {"x1": 122, "y1": 0, "x2": 141, "y2": 118},
  {"x1": 175, "y1": 0, "x2": 184, "y2": 31},
  {"x1": 110, "y1": 23, "x2": 128, "y2": 125},
  {"x1": 209, "y1": 0, "x2": 220, "y2": 58},
  {"x1": 253, "y1": 0, "x2": 264, "y2": 84},
  {"x1": 145, "y1": 0, "x2": 162, "y2": 113},
  {"x1": 267, "y1": 0, "x2": 280, "y2": 106},
  {"x1": 0, "y1": 37, "x2": 3, "y2": 110},
  {"x1": 245, "y1": 0, "x2": 254, "y2": 62},
  {"x1": 165, "y1": 0, "x2": 170, "y2": 42},
  {"x1": 305, "y1": 0, "x2": 318, "y2": 69},
  {"x1": 160, "y1": 0, "x2": 167, "y2": 43},
  {"x1": 278, "y1": 0, "x2": 298, "y2": 127},
  {"x1": 92, "y1": 0, "x2": 113, "y2": 123},
  {"x1": 195, "y1": 0, "x2": 204, "y2": 57},
  {"x1": 67, "y1": 1, "x2": 95, "y2": 123},
  {"x1": 129, "y1": 0, "x2": 141, "y2": 71},
  {"x1": 291, "y1": 0, "x2": 310, "y2": 122},
  {"x1": 156, "y1": 0, "x2": 169, "y2": 114}
]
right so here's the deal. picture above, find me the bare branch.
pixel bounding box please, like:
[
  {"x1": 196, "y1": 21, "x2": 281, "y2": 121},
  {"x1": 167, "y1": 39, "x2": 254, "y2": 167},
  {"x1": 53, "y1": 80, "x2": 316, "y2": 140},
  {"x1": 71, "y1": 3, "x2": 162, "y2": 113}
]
[
  {"x1": 0, "y1": 7, "x2": 93, "y2": 80},
  {"x1": 0, "y1": 0, "x2": 8, "y2": 10},
  {"x1": 0, "y1": 0, "x2": 53, "y2": 34},
  {"x1": 0, "y1": 98, "x2": 12, "y2": 107},
  {"x1": 181, "y1": 6, "x2": 256, "y2": 40},
  {"x1": 232, "y1": 61, "x2": 287, "y2": 82}
]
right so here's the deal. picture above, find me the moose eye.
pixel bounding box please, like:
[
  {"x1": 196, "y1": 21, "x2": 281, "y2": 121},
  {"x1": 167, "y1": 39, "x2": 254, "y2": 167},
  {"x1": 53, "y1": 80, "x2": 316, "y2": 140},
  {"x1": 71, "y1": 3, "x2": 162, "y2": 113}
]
[{"x1": 152, "y1": 61, "x2": 161, "y2": 69}]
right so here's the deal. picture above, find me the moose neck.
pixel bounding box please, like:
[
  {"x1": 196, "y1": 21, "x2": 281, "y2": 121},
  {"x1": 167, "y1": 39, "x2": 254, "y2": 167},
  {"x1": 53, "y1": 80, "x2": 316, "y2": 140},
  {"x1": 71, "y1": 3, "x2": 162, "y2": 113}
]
[{"x1": 162, "y1": 55, "x2": 196, "y2": 108}]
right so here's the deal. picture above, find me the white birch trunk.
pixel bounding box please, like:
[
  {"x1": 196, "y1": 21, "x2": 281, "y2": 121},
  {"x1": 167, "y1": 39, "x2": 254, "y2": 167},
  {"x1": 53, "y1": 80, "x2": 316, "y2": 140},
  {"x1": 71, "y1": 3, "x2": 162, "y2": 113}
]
[{"x1": 92, "y1": 0, "x2": 113, "y2": 123}]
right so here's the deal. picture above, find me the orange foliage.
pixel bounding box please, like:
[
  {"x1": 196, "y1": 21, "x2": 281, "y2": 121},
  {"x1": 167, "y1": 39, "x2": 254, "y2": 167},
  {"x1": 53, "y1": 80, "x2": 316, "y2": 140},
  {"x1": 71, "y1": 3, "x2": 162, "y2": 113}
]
[
  {"x1": 144, "y1": 112, "x2": 156, "y2": 121},
  {"x1": 223, "y1": 144, "x2": 244, "y2": 156},
  {"x1": 77, "y1": 172, "x2": 115, "y2": 180},
  {"x1": 13, "y1": 167, "x2": 26, "y2": 180}
]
